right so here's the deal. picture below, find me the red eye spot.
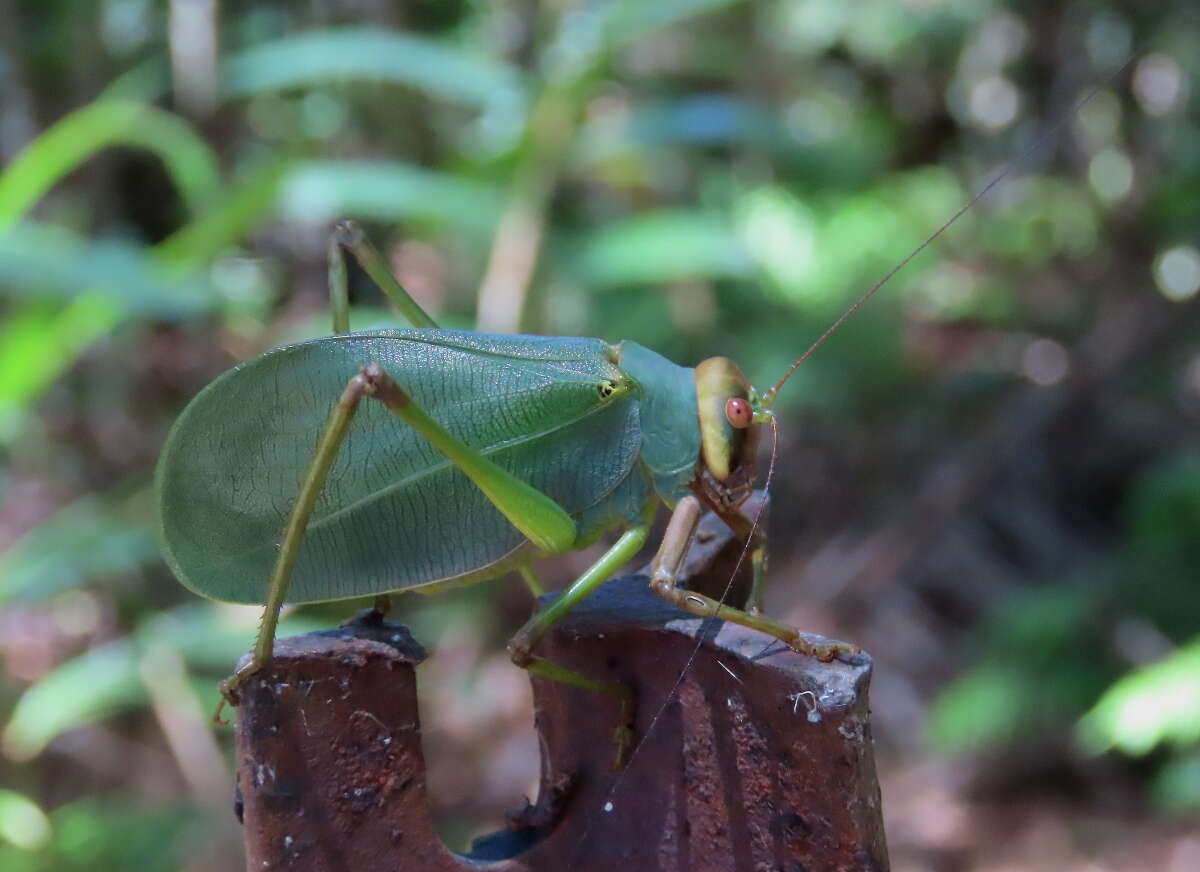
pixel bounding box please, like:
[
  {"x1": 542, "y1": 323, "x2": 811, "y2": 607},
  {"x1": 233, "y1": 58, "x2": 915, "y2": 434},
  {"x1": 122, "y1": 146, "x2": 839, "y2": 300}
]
[{"x1": 725, "y1": 397, "x2": 752, "y2": 429}]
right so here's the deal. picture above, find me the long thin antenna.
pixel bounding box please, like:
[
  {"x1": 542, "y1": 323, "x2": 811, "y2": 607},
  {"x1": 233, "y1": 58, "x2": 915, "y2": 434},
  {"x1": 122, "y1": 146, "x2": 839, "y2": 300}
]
[
  {"x1": 566, "y1": 418, "x2": 781, "y2": 869},
  {"x1": 570, "y1": 46, "x2": 1146, "y2": 870},
  {"x1": 759, "y1": 53, "x2": 1138, "y2": 409}
]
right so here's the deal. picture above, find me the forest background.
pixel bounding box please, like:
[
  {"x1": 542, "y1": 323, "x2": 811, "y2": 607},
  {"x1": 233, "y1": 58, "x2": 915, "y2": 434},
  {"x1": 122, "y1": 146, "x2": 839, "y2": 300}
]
[{"x1": 0, "y1": 1, "x2": 1197, "y2": 869}]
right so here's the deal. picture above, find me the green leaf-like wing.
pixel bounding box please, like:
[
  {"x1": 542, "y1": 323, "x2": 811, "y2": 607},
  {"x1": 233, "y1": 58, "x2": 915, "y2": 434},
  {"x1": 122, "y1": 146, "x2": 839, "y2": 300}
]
[{"x1": 157, "y1": 329, "x2": 642, "y2": 603}]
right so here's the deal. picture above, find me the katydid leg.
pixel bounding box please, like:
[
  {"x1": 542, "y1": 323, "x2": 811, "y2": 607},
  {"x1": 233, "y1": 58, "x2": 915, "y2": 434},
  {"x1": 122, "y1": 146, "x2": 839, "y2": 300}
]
[
  {"x1": 218, "y1": 362, "x2": 578, "y2": 715},
  {"x1": 215, "y1": 367, "x2": 376, "y2": 717},
  {"x1": 518, "y1": 565, "x2": 546, "y2": 597},
  {"x1": 332, "y1": 221, "x2": 438, "y2": 328},
  {"x1": 714, "y1": 500, "x2": 769, "y2": 615},
  {"x1": 363, "y1": 365, "x2": 576, "y2": 554},
  {"x1": 649, "y1": 496, "x2": 859, "y2": 662},
  {"x1": 508, "y1": 524, "x2": 651, "y2": 768},
  {"x1": 748, "y1": 543, "x2": 767, "y2": 616},
  {"x1": 327, "y1": 231, "x2": 351, "y2": 334}
]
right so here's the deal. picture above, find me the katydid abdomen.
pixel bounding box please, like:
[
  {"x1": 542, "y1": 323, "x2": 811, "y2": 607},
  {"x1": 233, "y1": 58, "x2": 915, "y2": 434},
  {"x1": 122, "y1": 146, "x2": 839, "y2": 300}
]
[{"x1": 156, "y1": 328, "x2": 699, "y2": 605}]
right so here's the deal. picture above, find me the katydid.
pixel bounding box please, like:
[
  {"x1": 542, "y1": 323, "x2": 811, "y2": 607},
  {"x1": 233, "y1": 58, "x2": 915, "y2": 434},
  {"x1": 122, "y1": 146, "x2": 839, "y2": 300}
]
[
  {"x1": 155, "y1": 222, "x2": 853, "y2": 760},
  {"x1": 158, "y1": 39, "x2": 1131, "y2": 765},
  {"x1": 158, "y1": 34, "x2": 1124, "y2": 751}
]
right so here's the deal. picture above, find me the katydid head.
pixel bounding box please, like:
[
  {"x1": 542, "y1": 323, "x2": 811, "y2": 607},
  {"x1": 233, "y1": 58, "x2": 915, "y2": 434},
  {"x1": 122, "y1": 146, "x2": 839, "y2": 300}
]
[{"x1": 693, "y1": 357, "x2": 765, "y2": 510}]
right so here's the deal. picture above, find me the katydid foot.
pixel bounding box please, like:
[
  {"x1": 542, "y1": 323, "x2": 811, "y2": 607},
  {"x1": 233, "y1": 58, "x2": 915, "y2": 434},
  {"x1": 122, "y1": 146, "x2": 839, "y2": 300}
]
[
  {"x1": 649, "y1": 495, "x2": 861, "y2": 666},
  {"x1": 213, "y1": 656, "x2": 264, "y2": 724},
  {"x1": 503, "y1": 524, "x2": 652, "y2": 769},
  {"x1": 648, "y1": 575, "x2": 862, "y2": 665},
  {"x1": 508, "y1": 637, "x2": 638, "y2": 771},
  {"x1": 787, "y1": 636, "x2": 862, "y2": 664}
]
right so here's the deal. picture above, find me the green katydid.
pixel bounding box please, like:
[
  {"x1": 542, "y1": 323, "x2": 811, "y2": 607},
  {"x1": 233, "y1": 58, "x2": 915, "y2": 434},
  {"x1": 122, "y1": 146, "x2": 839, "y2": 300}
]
[
  {"x1": 158, "y1": 39, "x2": 1127, "y2": 760},
  {"x1": 155, "y1": 222, "x2": 855, "y2": 761},
  {"x1": 159, "y1": 34, "x2": 1124, "y2": 748}
]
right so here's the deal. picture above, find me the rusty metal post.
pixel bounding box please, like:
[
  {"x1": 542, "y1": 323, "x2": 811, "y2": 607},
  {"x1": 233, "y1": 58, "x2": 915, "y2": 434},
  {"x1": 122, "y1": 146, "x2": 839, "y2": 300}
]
[{"x1": 235, "y1": 501, "x2": 888, "y2": 871}]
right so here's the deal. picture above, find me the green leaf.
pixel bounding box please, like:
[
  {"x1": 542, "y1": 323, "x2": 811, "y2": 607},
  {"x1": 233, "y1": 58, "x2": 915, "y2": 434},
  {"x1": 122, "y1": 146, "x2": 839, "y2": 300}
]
[
  {"x1": 0, "y1": 299, "x2": 119, "y2": 441},
  {"x1": 0, "y1": 219, "x2": 217, "y2": 436},
  {"x1": 1126, "y1": 451, "x2": 1200, "y2": 557},
  {"x1": 155, "y1": 155, "x2": 295, "y2": 269},
  {"x1": 575, "y1": 95, "x2": 789, "y2": 162},
  {"x1": 607, "y1": 0, "x2": 743, "y2": 47},
  {"x1": 1152, "y1": 751, "x2": 1200, "y2": 812},
  {"x1": 2, "y1": 640, "x2": 142, "y2": 762},
  {"x1": 0, "y1": 790, "x2": 51, "y2": 852},
  {"x1": 927, "y1": 663, "x2": 1027, "y2": 753},
  {"x1": 1, "y1": 605, "x2": 321, "y2": 760},
  {"x1": 0, "y1": 486, "x2": 159, "y2": 605},
  {"x1": 0, "y1": 158, "x2": 288, "y2": 436},
  {"x1": 980, "y1": 586, "x2": 1093, "y2": 659},
  {"x1": 24, "y1": 798, "x2": 192, "y2": 872},
  {"x1": 221, "y1": 27, "x2": 526, "y2": 115},
  {"x1": 572, "y1": 210, "x2": 751, "y2": 287},
  {"x1": 136, "y1": 605, "x2": 314, "y2": 671},
  {"x1": 280, "y1": 160, "x2": 502, "y2": 229},
  {"x1": 0, "y1": 223, "x2": 211, "y2": 316},
  {"x1": 734, "y1": 169, "x2": 964, "y2": 309},
  {"x1": 1077, "y1": 637, "x2": 1200, "y2": 757},
  {"x1": 0, "y1": 99, "x2": 220, "y2": 231}
]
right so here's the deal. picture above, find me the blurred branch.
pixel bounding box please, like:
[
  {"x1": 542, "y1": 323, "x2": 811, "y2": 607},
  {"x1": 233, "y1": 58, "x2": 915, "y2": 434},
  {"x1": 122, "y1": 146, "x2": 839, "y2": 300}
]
[
  {"x1": 139, "y1": 643, "x2": 232, "y2": 810},
  {"x1": 475, "y1": 91, "x2": 573, "y2": 333},
  {"x1": 476, "y1": 0, "x2": 746, "y2": 332},
  {"x1": 168, "y1": 0, "x2": 219, "y2": 119}
]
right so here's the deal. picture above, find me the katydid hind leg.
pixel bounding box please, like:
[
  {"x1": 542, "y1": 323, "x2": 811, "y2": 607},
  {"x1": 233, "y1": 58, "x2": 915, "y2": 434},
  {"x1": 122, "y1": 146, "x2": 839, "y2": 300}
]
[
  {"x1": 219, "y1": 361, "x2": 577, "y2": 713},
  {"x1": 218, "y1": 366, "x2": 383, "y2": 713},
  {"x1": 650, "y1": 497, "x2": 859, "y2": 663},
  {"x1": 508, "y1": 524, "x2": 651, "y2": 769},
  {"x1": 362, "y1": 363, "x2": 577, "y2": 554},
  {"x1": 518, "y1": 564, "x2": 546, "y2": 597}
]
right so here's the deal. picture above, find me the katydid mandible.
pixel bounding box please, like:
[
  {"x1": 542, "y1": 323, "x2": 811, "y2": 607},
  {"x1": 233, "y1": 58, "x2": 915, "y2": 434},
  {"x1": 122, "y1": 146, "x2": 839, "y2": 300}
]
[{"x1": 155, "y1": 222, "x2": 850, "y2": 759}]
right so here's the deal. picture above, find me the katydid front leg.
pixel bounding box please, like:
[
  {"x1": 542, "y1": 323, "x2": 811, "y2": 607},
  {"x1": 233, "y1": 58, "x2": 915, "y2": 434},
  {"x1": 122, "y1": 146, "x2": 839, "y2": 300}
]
[
  {"x1": 648, "y1": 496, "x2": 860, "y2": 663},
  {"x1": 330, "y1": 221, "x2": 438, "y2": 329},
  {"x1": 216, "y1": 362, "x2": 578, "y2": 718},
  {"x1": 708, "y1": 497, "x2": 770, "y2": 615}
]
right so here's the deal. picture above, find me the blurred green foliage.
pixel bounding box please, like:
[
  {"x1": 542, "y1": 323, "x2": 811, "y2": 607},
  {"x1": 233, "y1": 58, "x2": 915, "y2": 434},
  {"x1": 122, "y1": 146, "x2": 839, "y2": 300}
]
[
  {"x1": 0, "y1": 795, "x2": 196, "y2": 872},
  {"x1": 930, "y1": 449, "x2": 1200, "y2": 813},
  {"x1": 0, "y1": 0, "x2": 1197, "y2": 867}
]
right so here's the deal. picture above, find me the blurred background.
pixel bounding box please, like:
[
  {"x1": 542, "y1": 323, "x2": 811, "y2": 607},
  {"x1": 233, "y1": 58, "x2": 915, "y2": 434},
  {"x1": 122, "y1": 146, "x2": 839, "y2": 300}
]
[{"x1": 1, "y1": 1, "x2": 1198, "y2": 869}]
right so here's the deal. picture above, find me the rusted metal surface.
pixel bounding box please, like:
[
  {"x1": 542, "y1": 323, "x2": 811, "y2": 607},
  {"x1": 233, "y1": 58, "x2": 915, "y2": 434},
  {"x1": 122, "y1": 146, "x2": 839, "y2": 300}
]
[{"x1": 236, "y1": 500, "x2": 888, "y2": 871}]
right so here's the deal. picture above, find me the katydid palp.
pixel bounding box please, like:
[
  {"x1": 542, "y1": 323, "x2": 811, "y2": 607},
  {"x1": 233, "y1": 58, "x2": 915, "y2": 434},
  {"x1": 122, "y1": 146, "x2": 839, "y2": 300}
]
[{"x1": 155, "y1": 223, "x2": 852, "y2": 760}]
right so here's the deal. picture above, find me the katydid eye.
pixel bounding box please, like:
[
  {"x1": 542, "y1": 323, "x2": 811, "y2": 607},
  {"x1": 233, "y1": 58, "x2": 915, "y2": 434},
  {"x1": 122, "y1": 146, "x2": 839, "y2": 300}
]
[{"x1": 725, "y1": 397, "x2": 752, "y2": 429}]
